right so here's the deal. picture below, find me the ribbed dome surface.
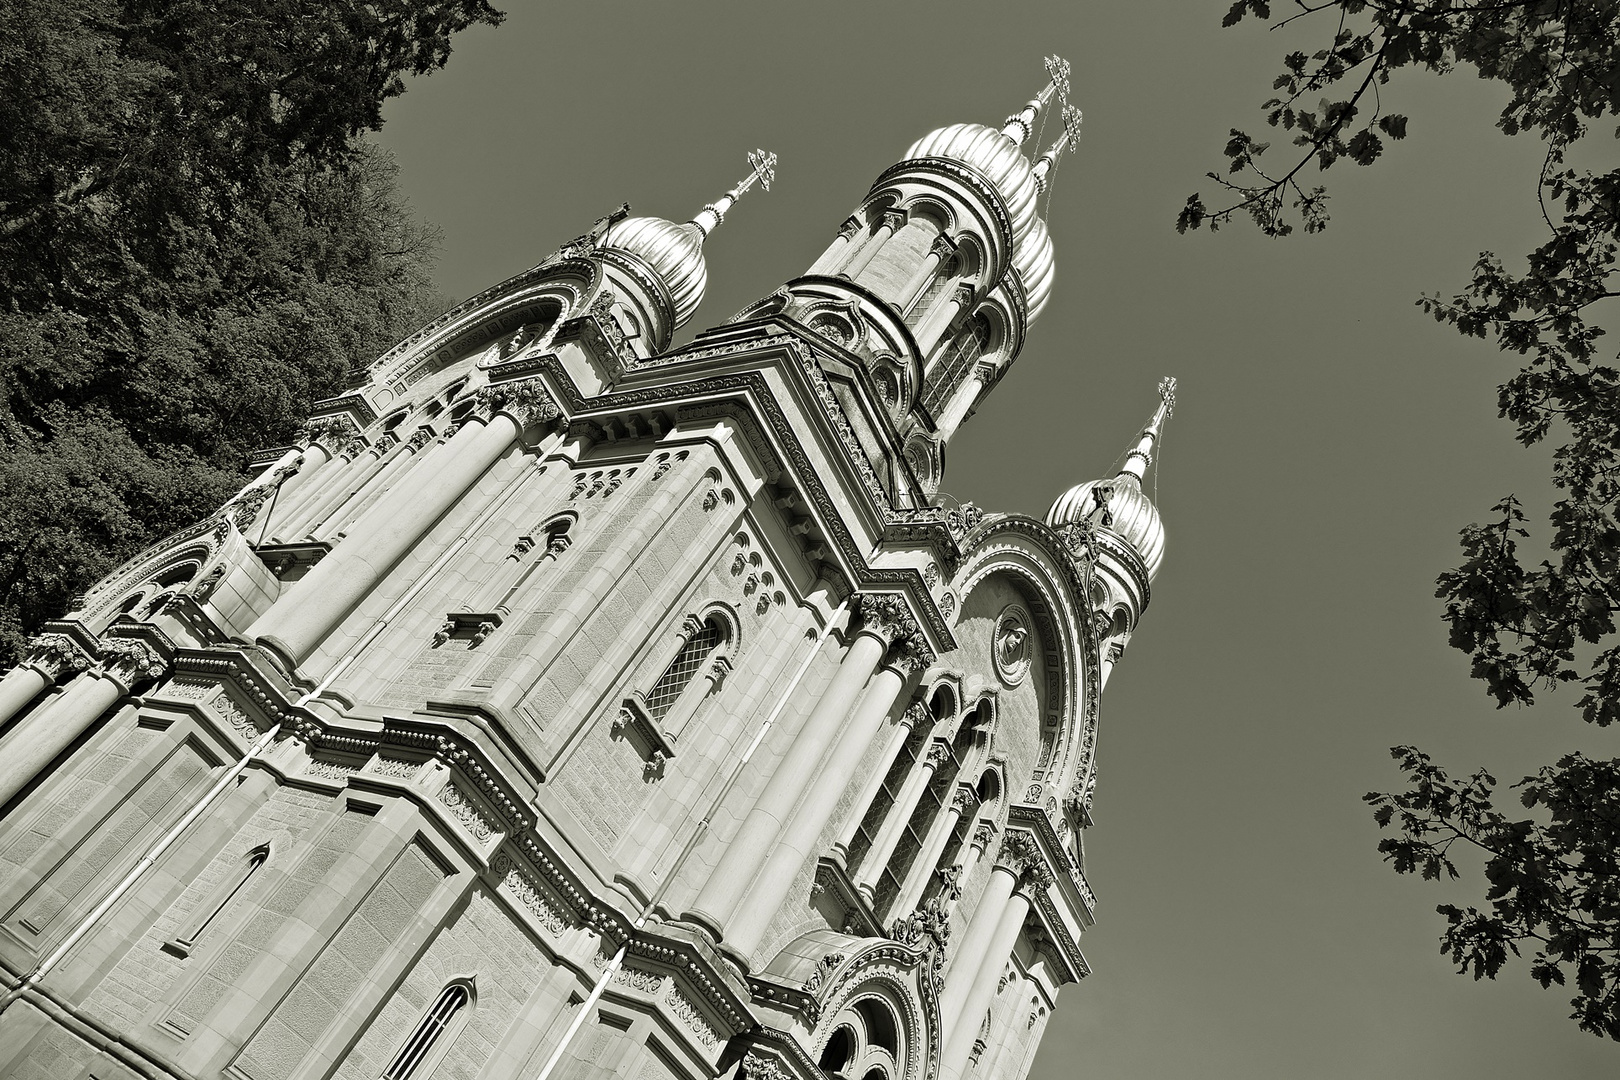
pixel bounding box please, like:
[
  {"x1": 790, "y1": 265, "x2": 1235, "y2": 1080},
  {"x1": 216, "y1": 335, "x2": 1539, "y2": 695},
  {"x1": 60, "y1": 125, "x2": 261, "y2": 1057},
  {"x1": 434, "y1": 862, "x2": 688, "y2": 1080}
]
[
  {"x1": 1047, "y1": 475, "x2": 1165, "y2": 580},
  {"x1": 601, "y1": 216, "x2": 708, "y2": 328},
  {"x1": 1013, "y1": 217, "x2": 1055, "y2": 321},
  {"x1": 905, "y1": 124, "x2": 1039, "y2": 252}
]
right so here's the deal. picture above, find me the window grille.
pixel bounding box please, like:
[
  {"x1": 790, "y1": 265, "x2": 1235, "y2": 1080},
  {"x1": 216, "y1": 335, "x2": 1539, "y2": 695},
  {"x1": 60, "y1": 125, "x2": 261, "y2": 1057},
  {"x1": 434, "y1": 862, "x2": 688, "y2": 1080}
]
[
  {"x1": 920, "y1": 316, "x2": 990, "y2": 417},
  {"x1": 384, "y1": 983, "x2": 470, "y2": 1079},
  {"x1": 645, "y1": 620, "x2": 721, "y2": 721}
]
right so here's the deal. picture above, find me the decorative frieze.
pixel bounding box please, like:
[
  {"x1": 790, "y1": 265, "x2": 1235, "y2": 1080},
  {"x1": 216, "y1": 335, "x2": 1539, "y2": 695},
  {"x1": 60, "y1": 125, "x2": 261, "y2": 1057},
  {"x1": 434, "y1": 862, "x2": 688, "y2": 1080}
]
[
  {"x1": 664, "y1": 985, "x2": 720, "y2": 1049},
  {"x1": 491, "y1": 851, "x2": 574, "y2": 937},
  {"x1": 98, "y1": 639, "x2": 168, "y2": 689},
  {"x1": 438, "y1": 782, "x2": 498, "y2": 845}
]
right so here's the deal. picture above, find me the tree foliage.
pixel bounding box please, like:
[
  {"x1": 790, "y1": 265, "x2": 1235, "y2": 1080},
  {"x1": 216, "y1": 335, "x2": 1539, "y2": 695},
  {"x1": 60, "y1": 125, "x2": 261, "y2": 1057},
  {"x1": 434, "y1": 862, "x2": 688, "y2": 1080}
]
[
  {"x1": 1183, "y1": 1, "x2": 1620, "y2": 1037},
  {"x1": 0, "y1": 0, "x2": 501, "y2": 663}
]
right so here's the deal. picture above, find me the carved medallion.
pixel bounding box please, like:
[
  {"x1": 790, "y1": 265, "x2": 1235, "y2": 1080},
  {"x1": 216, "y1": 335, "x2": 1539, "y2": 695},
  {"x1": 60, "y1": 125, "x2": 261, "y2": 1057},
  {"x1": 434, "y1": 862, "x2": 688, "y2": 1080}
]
[{"x1": 992, "y1": 604, "x2": 1033, "y2": 687}]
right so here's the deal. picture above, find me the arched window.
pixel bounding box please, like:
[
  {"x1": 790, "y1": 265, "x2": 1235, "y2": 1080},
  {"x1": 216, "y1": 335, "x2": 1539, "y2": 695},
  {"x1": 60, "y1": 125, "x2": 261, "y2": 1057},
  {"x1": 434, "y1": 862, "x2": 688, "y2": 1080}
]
[
  {"x1": 920, "y1": 314, "x2": 990, "y2": 417},
  {"x1": 384, "y1": 981, "x2": 472, "y2": 1079},
  {"x1": 166, "y1": 845, "x2": 268, "y2": 957},
  {"x1": 645, "y1": 617, "x2": 722, "y2": 721},
  {"x1": 818, "y1": 996, "x2": 904, "y2": 1080}
]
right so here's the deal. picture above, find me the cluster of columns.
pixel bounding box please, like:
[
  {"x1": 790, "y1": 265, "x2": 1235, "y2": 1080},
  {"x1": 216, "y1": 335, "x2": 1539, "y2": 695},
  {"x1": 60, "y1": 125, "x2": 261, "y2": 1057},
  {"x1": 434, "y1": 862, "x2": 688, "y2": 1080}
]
[
  {"x1": 935, "y1": 830, "x2": 1052, "y2": 1080},
  {"x1": 684, "y1": 593, "x2": 934, "y2": 961},
  {"x1": 246, "y1": 379, "x2": 562, "y2": 671},
  {"x1": 0, "y1": 635, "x2": 167, "y2": 809}
]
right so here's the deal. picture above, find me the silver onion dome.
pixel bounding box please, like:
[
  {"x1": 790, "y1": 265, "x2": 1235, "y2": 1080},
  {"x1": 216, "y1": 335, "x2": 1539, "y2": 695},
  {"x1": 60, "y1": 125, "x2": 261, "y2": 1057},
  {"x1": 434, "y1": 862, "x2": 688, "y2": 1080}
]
[{"x1": 1047, "y1": 377, "x2": 1176, "y2": 581}]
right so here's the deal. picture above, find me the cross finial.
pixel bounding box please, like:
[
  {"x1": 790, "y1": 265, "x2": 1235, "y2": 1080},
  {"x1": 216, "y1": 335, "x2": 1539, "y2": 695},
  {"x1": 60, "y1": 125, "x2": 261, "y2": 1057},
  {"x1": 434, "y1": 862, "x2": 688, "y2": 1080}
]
[
  {"x1": 690, "y1": 149, "x2": 779, "y2": 237},
  {"x1": 1033, "y1": 106, "x2": 1084, "y2": 193},
  {"x1": 1003, "y1": 54, "x2": 1073, "y2": 145},
  {"x1": 1158, "y1": 375, "x2": 1177, "y2": 416}
]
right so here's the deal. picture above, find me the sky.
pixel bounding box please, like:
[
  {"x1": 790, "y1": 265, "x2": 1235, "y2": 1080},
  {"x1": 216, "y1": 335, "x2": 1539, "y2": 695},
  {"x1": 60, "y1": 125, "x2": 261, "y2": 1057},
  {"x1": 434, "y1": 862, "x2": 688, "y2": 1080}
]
[{"x1": 374, "y1": 3, "x2": 1616, "y2": 1077}]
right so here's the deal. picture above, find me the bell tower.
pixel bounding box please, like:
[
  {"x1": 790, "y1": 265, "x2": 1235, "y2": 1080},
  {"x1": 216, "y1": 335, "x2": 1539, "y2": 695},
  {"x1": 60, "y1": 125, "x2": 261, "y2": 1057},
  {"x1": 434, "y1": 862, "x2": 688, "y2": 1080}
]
[{"x1": 0, "y1": 58, "x2": 1173, "y2": 1080}]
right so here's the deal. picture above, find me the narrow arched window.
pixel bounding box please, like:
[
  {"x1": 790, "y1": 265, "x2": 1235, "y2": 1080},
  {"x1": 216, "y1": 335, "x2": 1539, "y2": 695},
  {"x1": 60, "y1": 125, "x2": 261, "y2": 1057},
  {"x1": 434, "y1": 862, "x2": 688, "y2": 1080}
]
[
  {"x1": 167, "y1": 845, "x2": 268, "y2": 957},
  {"x1": 384, "y1": 982, "x2": 472, "y2": 1079},
  {"x1": 645, "y1": 618, "x2": 722, "y2": 721}
]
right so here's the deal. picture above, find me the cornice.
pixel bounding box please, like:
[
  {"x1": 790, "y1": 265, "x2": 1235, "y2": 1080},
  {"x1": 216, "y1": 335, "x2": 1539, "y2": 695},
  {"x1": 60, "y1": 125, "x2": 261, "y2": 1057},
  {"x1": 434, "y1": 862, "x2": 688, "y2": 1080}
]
[{"x1": 486, "y1": 347, "x2": 960, "y2": 651}]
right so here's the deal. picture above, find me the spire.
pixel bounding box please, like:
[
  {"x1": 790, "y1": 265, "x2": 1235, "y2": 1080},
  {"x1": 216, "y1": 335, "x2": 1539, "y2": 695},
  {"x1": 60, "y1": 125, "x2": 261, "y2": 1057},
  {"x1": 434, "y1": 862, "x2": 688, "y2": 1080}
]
[
  {"x1": 1001, "y1": 55, "x2": 1072, "y2": 145},
  {"x1": 1118, "y1": 376, "x2": 1176, "y2": 483},
  {"x1": 1032, "y1": 105, "x2": 1083, "y2": 194},
  {"x1": 689, "y1": 148, "x2": 778, "y2": 237}
]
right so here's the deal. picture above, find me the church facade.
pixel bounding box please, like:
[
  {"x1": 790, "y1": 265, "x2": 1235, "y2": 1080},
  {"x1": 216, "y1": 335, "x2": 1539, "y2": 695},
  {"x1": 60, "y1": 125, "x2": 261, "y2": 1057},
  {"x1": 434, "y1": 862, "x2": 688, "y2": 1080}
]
[{"x1": 0, "y1": 60, "x2": 1173, "y2": 1080}]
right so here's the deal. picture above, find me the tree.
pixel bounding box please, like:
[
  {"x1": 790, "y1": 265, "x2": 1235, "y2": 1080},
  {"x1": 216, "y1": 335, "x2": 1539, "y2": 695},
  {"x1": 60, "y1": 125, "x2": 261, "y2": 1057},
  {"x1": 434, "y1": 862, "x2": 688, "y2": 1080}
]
[
  {"x1": 0, "y1": 0, "x2": 501, "y2": 663},
  {"x1": 1181, "y1": 0, "x2": 1620, "y2": 1039}
]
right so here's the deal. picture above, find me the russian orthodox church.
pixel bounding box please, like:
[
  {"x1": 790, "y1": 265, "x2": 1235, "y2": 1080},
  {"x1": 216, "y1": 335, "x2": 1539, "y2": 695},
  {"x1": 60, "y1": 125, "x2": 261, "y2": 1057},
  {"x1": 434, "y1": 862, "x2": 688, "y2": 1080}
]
[{"x1": 0, "y1": 57, "x2": 1175, "y2": 1080}]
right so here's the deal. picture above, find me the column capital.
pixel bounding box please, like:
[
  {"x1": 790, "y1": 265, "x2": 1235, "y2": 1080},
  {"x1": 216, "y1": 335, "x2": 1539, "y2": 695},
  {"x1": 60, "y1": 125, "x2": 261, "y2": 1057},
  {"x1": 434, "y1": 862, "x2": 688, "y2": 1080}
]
[
  {"x1": 473, "y1": 378, "x2": 563, "y2": 429},
  {"x1": 879, "y1": 208, "x2": 908, "y2": 232},
  {"x1": 838, "y1": 216, "x2": 863, "y2": 240},
  {"x1": 97, "y1": 639, "x2": 168, "y2": 691},
  {"x1": 996, "y1": 829, "x2": 1054, "y2": 892},
  {"x1": 972, "y1": 820, "x2": 999, "y2": 850},
  {"x1": 23, "y1": 632, "x2": 95, "y2": 681},
  {"x1": 951, "y1": 785, "x2": 980, "y2": 814},
  {"x1": 706, "y1": 653, "x2": 734, "y2": 690},
  {"x1": 405, "y1": 427, "x2": 436, "y2": 452},
  {"x1": 930, "y1": 232, "x2": 959, "y2": 261},
  {"x1": 924, "y1": 739, "x2": 952, "y2": 770},
  {"x1": 852, "y1": 594, "x2": 935, "y2": 672},
  {"x1": 901, "y1": 698, "x2": 931, "y2": 729}
]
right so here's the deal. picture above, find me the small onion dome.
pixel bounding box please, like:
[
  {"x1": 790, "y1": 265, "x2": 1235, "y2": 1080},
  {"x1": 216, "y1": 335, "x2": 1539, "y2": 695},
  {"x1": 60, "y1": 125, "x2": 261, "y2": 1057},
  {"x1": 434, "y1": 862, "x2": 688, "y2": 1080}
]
[
  {"x1": 1046, "y1": 378, "x2": 1176, "y2": 582},
  {"x1": 1047, "y1": 474, "x2": 1165, "y2": 581},
  {"x1": 601, "y1": 216, "x2": 709, "y2": 329},
  {"x1": 1013, "y1": 216, "x2": 1055, "y2": 323},
  {"x1": 905, "y1": 124, "x2": 1040, "y2": 254}
]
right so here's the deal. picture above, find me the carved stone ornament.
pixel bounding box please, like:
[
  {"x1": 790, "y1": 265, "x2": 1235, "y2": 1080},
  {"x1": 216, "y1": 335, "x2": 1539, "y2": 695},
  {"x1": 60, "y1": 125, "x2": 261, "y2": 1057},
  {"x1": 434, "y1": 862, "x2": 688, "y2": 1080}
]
[
  {"x1": 190, "y1": 563, "x2": 226, "y2": 603},
  {"x1": 801, "y1": 951, "x2": 845, "y2": 995},
  {"x1": 973, "y1": 822, "x2": 998, "y2": 849},
  {"x1": 945, "y1": 501, "x2": 984, "y2": 539},
  {"x1": 952, "y1": 786, "x2": 979, "y2": 814},
  {"x1": 98, "y1": 639, "x2": 167, "y2": 688},
  {"x1": 924, "y1": 741, "x2": 951, "y2": 770},
  {"x1": 902, "y1": 699, "x2": 930, "y2": 729},
  {"x1": 742, "y1": 1052, "x2": 793, "y2": 1080},
  {"x1": 997, "y1": 831, "x2": 1043, "y2": 877},
  {"x1": 473, "y1": 379, "x2": 563, "y2": 429},
  {"x1": 992, "y1": 604, "x2": 1033, "y2": 687},
  {"x1": 25, "y1": 633, "x2": 94, "y2": 680},
  {"x1": 406, "y1": 427, "x2": 435, "y2": 452},
  {"x1": 890, "y1": 903, "x2": 951, "y2": 988},
  {"x1": 854, "y1": 593, "x2": 918, "y2": 649}
]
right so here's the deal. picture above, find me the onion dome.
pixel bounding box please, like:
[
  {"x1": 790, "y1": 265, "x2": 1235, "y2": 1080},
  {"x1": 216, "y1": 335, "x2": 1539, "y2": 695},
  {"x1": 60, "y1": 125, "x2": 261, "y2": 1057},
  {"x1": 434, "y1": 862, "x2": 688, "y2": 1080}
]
[
  {"x1": 1047, "y1": 377, "x2": 1176, "y2": 581},
  {"x1": 1014, "y1": 216, "x2": 1056, "y2": 321},
  {"x1": 600, "y1": 149, "x2": 776, "y2": 329},
  {"x1": 902, "y1": 61, "x2": 1079, "y2": 329},
  {"x1": 905, "y1": 122, "x2": 1041, "y2": 252}
]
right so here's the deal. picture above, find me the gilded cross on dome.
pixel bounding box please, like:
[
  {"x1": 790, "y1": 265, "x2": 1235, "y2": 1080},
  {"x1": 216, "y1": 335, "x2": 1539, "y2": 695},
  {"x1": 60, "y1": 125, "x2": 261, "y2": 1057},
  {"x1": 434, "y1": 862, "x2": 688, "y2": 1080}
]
[{"x1": 690, "y1": 149, "x2": 779, "y2": 236}]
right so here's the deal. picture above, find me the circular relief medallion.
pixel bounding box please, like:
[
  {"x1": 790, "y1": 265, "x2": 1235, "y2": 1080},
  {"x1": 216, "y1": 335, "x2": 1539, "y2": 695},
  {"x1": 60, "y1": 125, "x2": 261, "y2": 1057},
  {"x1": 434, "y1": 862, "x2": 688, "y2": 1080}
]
[{"x1": 992, "y1": 604, "x2": 1033, "y2": 686}]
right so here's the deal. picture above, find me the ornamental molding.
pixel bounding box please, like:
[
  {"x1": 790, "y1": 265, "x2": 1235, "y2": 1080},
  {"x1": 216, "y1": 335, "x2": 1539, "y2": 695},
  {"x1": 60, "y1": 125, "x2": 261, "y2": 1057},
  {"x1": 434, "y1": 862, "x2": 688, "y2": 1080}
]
[
  {"x1": 438, "y1": 781, "x2": 499, "y2": 846},
  {"x1": 813, "y1": 939, "x2": 942, "y2": 1080},
  {"x1": 471, "y1": 378, "x2": 563, "y2": 429},
  {"x1": 495, "y1": 350, "x2": 959, "y2": 649},
  {"x1": 73, "y1": 514, "x2": 228, "y2": 618},
  {"x1": 24, "y1": 632, "x2": 95, "y2": 680},
  {"x1": 97, "y1": 638, "x2": 168, "y2": 690},
  {"x1": 491, "y1": 851, "x2": 576, "y2": 941}
]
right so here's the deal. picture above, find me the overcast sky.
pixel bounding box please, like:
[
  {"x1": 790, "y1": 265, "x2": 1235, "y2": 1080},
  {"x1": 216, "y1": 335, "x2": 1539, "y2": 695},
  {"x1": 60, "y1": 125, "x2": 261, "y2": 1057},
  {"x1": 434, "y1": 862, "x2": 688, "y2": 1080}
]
[{"x1": 375, "y1": 3, "x2": 1616, "y2": 1077}]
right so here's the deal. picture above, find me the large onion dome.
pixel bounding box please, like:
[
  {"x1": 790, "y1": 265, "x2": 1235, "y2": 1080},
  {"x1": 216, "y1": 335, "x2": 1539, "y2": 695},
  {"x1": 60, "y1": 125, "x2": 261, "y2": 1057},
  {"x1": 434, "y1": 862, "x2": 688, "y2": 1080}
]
[
  {"x1": 1047, "y1": 377, "x2": 1176, "y2": 581},
  {"x1": 601, "y1": 216, "x2": 709, "y2": 329},
  {"x1": 905, "y1": 123, "x2": 1040, "y2": 253},
  {"x1": 599, "y1": 149, "x2": 776, "y2": 331}
]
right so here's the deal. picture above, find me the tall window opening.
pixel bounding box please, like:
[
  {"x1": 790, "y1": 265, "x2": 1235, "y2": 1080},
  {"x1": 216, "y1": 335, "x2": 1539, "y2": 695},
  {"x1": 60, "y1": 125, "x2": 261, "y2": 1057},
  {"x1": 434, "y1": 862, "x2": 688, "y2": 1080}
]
[
  {"x1": 645, "y1": 618, "x2": 722, "y2": 721},
  {"x1": 384, "y1": 982, "x2": 472, "y2": 1079},
  {"x1": 167, "y1": 845, "x2": 268, "y2": 956},
  {"x1": 921, "y1": 314, "x2": 990, "y2": 417}
]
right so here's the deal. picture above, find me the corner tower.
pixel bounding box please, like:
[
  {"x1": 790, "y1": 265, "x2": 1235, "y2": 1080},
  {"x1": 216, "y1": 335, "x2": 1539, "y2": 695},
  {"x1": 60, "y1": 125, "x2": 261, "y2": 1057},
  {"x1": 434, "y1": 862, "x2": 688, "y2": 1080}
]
[{"x1": 0, "y1": 60, "x2": 1171, "y2": 1080}]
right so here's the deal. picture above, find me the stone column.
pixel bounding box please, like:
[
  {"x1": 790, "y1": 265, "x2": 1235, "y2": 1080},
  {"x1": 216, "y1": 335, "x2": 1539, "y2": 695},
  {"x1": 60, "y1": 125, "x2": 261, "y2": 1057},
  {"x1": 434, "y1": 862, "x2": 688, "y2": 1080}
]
[
  {"x1": 946, "y1": 820, "x2": 998, "y2": 919},
  {"x1": 247, "y1": 382, "x2": 560, "y2": 669},
  {"x1": 895, "y1": 785, "x2": 979, "y2": 913},
  {"x1": 899, "y1": 234, "x2": 957, "y2": 314},
  {"x1": 852, "y1": 738, "x2": 952, "y2": 902},
  {"x1": 328, "y1": 427, "x2": 438, "y2": 535},
  {"x1": 0, "y1": 632, "x2": 96, "y2": 731},
  {"x1": 938, "y1": 841, "x2": 1050, "y2": 1080},
  {"x1": 272, "y1": 439, "x2": 377, "y2": 541},
  {"x1": 831, "y1": 697, "x2": 929, "y2": 862},
  {"x1": 935, "y1": 361, "x2": 995, "y2": 441},
  {"x1": 261, "y1": 440, "x2": 334, "y2": 524},
  {"x1": 684, "y1": 595, "x2": 924, "y2": 946},
  {"x1": 720, "y1": 645, "x2": 928, "y2": 956},
  {"x1": 937, "y1": 832, "x2": 1049, "y2": 1045},
  {"x1": 807, "y1": 217, "x2": 863, "y2": 276},
  {"x1": 0, "y1": 640, "x2": 166, "y2": 809},
  {"x1": 838, "y1": 209, "x2": 906, "y2": 280},
  {"x1": 915, "y1": 284, "x2": 973, "y2": 356}
]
